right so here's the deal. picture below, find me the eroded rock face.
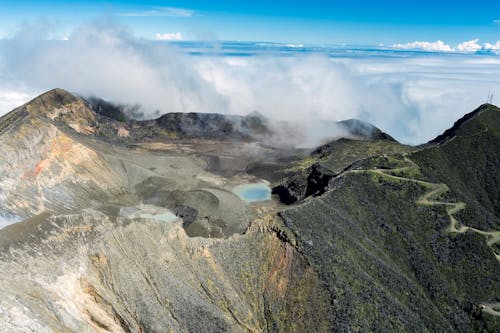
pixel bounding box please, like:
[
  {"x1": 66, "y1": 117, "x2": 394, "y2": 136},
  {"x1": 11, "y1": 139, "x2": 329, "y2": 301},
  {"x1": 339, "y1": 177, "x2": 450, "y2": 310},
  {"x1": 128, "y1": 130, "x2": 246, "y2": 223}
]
[
  {"x1": 22, "y1": 88, "x2": 98, "y2": 134},
  {"x1": 0, "y1": 210, "x2": 331, "y2": 332},
  {"x1": 0, "y1": 116, "x2": 125, "y2": 217},
  {"x1": 0, "y1": 89, "x2": 334, "y2": 332},
  {"x1": 272, "y1": 163, "x2": 334, "y2": 204}
]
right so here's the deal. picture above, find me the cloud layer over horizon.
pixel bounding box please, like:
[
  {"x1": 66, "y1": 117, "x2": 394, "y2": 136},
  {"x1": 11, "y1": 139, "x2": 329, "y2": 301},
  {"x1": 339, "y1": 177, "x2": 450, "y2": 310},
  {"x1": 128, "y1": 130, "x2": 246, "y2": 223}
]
[
  {"x1": 393, "y1": 39, "x2": 500, "y2": 53},
  {"x1": 0, "y1": 21, "x2": 500, "y2": 145}
]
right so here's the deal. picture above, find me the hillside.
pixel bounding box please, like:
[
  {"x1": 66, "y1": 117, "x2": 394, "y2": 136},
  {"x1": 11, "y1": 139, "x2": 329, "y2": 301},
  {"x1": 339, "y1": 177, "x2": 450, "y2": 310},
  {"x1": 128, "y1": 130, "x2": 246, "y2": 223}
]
[
  {"x1": 272, "y1": 105, "x2": 500, "y2": 331},
  {"x1": 413, "y1": 104, "x2": 500, "y2": 230},
  {"x1": 0, "y1": 89, "x2": 333, "y2": 332},
  {"x1": 278, "y1": 155, "x2": 499, "y2": 331},
  {"x1": 0, "y1": 90, "x2": 498, "y2": 332}
]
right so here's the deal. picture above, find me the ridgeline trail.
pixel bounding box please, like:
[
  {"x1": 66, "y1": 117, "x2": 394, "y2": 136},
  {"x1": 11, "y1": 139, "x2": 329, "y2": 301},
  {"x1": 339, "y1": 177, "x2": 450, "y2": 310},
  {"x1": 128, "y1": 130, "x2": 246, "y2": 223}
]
[{"x1": 343, "y1": 154, "x2": 500, "y2": 316}]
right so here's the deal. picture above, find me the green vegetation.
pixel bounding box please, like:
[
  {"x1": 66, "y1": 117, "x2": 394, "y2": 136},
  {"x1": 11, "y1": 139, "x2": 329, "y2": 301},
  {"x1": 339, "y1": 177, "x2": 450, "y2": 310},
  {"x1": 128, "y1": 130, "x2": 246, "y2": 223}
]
[
  {"x1": 313, "y1": 138, "x2": 414, "y2": 173},
  {"x1": 276, "y1": 107, "x2": 500, "y2": 331},
  {"x1": 280, "y1": 165, "x2": 499, "y2": 331},
  {"x1": 412, "y1": 104, "x2": 500, "y2": 230}
]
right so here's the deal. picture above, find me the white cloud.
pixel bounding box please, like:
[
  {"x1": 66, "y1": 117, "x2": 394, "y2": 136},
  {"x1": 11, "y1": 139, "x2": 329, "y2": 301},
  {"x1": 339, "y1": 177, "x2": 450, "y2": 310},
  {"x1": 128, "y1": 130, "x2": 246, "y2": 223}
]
[
  {"x1": 0, "y1": 90, "x2": 35, "y2": 115},
  {"x1": 118, "y1": 7, "x2": 194, "y2": 18},
  {"x1": 456, "y1": 39, "x2": 482, "y2": 52},
  {"x1": 484, "y1": 41, "x2": 500, "y2": 50},
  {"x1": 156, "y1": 32, "x2": 183, "y2": 41},
  {"x1": 393, "y1": 39, "x2": 500, "y2": 54},
  {"x1": 393, "y1": 40, "x2": 453, "y2": 52},
  {"x1": 0, "y1": 21, "x2": 499, "y2": 145}
]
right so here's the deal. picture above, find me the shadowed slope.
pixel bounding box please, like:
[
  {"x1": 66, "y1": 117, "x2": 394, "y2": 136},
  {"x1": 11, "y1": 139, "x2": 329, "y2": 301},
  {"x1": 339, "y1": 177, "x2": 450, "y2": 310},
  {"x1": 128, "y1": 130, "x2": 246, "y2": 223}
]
[
  {"x1": 413, "y1": 104, "x2": 500, "y2": 229},
  {"x1": 278, "y1": 154, "x2": 499, "y2": 331}
]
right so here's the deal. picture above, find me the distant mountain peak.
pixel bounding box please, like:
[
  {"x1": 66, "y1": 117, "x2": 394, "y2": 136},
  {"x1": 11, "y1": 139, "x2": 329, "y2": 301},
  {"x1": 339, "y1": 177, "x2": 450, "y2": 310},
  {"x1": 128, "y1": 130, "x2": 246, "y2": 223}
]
[
  {"x1": 86, "y1": 96, "x2": 130, "y2": 122},
  {"x1": 24, "y1": 88, "x2": 78, "y2": 113},
  {"x1": 430, "y1": 103, "x2": 499, "y2": 144},
  {"x1": 337, "y1": 118, "x2": 396, "y2": 141},
  {"x1": 15, "y1": 88, "x2": 98, "y2": 135},
  {"x1": 2, "y1": 89, "x2": 400, "y2": 145}
]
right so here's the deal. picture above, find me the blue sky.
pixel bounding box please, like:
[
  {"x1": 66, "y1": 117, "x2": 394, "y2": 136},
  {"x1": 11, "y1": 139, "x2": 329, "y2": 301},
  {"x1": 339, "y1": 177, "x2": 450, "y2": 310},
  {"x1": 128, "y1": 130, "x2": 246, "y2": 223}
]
[{"x1": 1, "y1": 0, "x2": 499, "y2": 44}]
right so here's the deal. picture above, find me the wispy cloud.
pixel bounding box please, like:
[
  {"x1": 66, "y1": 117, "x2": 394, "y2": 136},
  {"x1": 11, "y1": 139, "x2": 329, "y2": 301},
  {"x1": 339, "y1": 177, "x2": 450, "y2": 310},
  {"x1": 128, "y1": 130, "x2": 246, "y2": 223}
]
[
  {"x1": 118, "y1": 7, "x2": 194, "y2": 18},
  {"x1": 1, "y1": 21, "x2": 500, "y2": 145},
  {"x1": 494, "y1": 19, "x2": 500, "y2": 23},
  {"x1": 156, "y1": 32, "x2": 183, "y2": 41}
]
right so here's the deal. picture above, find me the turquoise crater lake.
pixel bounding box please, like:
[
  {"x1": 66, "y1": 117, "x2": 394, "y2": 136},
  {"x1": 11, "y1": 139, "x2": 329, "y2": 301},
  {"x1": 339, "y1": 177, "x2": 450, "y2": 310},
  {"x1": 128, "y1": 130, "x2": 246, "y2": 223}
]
[{"x1": 232, "y1": 182, "x2": 271, "y2": 203}]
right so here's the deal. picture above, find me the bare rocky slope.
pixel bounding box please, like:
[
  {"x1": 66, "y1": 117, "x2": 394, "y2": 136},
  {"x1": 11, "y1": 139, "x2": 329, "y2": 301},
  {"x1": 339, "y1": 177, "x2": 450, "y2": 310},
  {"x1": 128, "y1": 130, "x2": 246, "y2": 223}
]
[{"x1": 0, "y1": 89, "x2": 498, "y2": 332}]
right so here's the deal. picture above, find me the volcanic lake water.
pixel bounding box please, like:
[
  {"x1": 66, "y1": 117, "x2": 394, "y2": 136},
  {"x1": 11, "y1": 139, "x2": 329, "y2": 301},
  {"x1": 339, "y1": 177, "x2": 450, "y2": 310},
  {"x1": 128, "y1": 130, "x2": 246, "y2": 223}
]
[{"x1": 232, "y1": 182, "x2": 271, "y2": 203}]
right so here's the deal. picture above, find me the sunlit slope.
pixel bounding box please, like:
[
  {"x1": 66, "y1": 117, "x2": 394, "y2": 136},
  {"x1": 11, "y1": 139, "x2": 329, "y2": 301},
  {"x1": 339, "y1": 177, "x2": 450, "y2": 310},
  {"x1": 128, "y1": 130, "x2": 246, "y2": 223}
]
[{"x1": 0, "y1": 89, "x2": 333, "y2": 332}]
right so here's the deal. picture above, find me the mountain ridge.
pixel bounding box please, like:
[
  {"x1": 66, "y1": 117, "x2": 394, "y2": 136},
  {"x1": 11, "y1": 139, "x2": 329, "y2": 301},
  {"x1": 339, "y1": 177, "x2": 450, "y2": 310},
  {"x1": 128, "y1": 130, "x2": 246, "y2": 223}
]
[
  {"x1": 429, "y1": 103, "x2": 498, "y2": 144},
  {"x1": 4, "y1": 88, "x2": 397, "y2": 145},
  {"x1": 0, "y1": 89, "x2": 498, "y2": 332}
]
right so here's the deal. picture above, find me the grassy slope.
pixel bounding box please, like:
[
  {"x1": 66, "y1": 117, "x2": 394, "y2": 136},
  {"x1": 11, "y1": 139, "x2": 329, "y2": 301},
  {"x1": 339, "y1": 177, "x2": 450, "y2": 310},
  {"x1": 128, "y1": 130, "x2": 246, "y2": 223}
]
[
  {"x1": 313, "y1": 138, "x2": 414, "y2": 173},
  {"x1": 248, "y1": 138, "x2": 412, "y2": 188},
  {"x1": 279, "y1": 161, "x2": 499, "y2": 332},
  {"x1": 412, "y1": 104, "x2": 500, "y2": 230},
  {"x1": 276, "y1": 106, "x2": 500, "y2": 331}
]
